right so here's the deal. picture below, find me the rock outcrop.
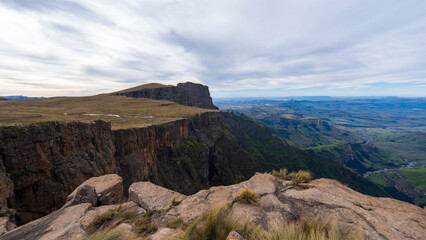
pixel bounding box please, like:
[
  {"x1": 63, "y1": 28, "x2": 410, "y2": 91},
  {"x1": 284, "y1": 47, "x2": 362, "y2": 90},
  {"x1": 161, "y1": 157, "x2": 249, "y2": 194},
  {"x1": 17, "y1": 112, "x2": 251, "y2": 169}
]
[
  {"x1": 3, "y1": 173, "x2": 425, "y2": 240},
  {"x1": 129, "y1": 181, "x2": 186, "y2": 211},
  {"x1": 65, "y1": 174, "x2": 123, "y2": 206},
  {"x1": 115, "y1": 82, "x2": 218, "y2": 110}
]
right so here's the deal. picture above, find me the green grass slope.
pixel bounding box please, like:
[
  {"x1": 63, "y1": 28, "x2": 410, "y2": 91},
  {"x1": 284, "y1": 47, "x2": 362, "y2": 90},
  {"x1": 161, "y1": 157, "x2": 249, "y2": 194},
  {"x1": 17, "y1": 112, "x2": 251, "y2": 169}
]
[{"x1": 308, "y1": 143, "x2": 405, "y2": 174}]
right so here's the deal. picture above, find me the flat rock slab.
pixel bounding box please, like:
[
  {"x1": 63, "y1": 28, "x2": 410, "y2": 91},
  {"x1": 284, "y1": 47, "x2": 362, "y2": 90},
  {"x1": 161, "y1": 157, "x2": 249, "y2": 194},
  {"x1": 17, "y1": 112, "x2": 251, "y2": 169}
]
[
  {"x1": 129, "y1": 181, "x2": 186, "y2": 211},
  {"x1": 67, "y1": 174, "x2": 123, "y2": 206}
]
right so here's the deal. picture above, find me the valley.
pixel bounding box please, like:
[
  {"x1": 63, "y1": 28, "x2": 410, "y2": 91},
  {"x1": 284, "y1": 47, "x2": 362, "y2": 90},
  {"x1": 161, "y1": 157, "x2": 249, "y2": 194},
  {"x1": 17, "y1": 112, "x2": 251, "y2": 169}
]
[{"x1": 216, "y1": 97, "x2": 426, "y2": 207}]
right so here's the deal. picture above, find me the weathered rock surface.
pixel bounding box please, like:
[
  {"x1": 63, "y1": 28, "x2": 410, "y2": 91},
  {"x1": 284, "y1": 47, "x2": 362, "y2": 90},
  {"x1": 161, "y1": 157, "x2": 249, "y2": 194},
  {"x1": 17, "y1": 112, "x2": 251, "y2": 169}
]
[
  {"x1": 66, "y1": 174, "x2": 123, "y2": 206},
  {"x1": 0, "y1": 217, "x2": 16, "y2": 235},
  {"x1": 150, "y1": 227, "x2": 179, "y2": 240},
  {"x1": 115, "y1": 82, "x2": 218, "y2": 110},
  {"x1": 166, "y1": 173, "x2": 426, "y2": 240},
  {"x1": 226, "y1": 231, "x2": 245, "y2": 240},
  {"x1": 129, "y1": 181, "x2": 186, "y2": 211},
  {"x1": 63, "y1": 185, "x2": 97, "y2": 208},
  {"x1": 0, "y1": 202, "x2": 146, "y2": 240}
]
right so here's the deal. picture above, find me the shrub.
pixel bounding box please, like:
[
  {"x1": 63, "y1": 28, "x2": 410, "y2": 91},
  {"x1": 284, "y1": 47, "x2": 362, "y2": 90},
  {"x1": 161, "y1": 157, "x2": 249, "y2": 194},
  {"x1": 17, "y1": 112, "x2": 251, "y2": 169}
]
[
  {"x1": 234, "y1": 188, "x2": 259, "y2": 205},
  {"x1": 291, "y1": 170, "x2": 312, "y2": 185}
]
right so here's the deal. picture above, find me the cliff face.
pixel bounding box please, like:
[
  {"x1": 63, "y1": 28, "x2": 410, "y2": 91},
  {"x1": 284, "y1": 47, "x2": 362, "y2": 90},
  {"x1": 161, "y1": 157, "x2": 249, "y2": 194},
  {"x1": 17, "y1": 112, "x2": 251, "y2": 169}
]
[
  {"x1": 0, "y1": 112, "x2": 252, "y2": 224},
  {"x1": 0, "y1": 121, "x2": 116, "y2": 224},
  {"x1": 114, "y1": 112, "x2": 253, "y2": 194},
  {"x1": 115, "y1": 82, "x2": 218, "y2": 110}
]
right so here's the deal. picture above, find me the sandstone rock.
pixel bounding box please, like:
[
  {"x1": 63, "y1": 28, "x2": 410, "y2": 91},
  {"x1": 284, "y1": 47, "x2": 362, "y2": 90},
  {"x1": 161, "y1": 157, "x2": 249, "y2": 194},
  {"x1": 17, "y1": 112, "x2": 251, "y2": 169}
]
[
  {"x1": 167, "y1": 173, "x2": 426, "y2": 240},
  {"x1": 1, "y1": 202, "x2": 133, "y2": 240},
  {"x1": 0, "y1": 217, "x2": 16, "y2": 235},
  {"x1": 66, "y1": 174, "x2": 123, "y2": 206},
  {"x1": 129, "y1": 181, "x2": 186, "y2": 211},
  {"x1": 63, "y1": 185, "x2": 97, "y2": 208},
  {"x1": 226, "y1": 231, "x2": 245, "y2": 240},
  {"x1": 1, "y1": 203, "x2": 93, "y2": 240},
  {"x1": 150, "y1": 227, "x2": 179, "y2": 240}
]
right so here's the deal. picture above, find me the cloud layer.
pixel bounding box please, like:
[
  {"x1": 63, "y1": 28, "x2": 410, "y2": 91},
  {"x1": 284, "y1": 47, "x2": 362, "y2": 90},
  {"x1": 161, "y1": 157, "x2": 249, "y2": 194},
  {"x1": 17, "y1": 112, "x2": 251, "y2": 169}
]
[{"x1": 1, "y1": 0, "x2": 426, "y2": 96}]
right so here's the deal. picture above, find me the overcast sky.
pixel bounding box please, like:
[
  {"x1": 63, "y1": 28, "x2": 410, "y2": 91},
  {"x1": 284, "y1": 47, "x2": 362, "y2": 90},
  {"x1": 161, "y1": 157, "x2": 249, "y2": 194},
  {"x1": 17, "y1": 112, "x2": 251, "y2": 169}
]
[{"x1": 1, "y1": 0, "x2": 426, "y2": 97}]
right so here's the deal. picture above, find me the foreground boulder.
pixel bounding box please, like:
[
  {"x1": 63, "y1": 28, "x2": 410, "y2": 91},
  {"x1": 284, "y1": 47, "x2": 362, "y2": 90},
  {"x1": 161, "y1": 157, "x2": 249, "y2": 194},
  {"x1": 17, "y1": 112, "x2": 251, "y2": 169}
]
[
  {"x1": 129, "y1": 181, "x2": 186, "y2": 211},
  {"x1": 65, "y1": 174, "x2": 123, "y2": 207},
  {"x1": 1, "y1": 202, "x2": 144, "y2": 240}
]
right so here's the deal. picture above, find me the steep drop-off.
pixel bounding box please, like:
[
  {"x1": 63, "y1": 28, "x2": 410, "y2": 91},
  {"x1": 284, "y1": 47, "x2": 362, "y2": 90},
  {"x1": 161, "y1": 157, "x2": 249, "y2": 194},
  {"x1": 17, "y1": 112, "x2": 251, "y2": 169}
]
[{"x1": 0, "y1": 121, "x2": 116, "y2": 224}]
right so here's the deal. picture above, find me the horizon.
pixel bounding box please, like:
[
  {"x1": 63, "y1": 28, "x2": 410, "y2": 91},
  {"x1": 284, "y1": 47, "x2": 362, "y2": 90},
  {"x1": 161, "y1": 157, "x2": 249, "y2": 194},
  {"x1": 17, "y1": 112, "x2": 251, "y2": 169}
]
[{"x1": 1, "y1": 1, "x2": 426, "y2": 97}]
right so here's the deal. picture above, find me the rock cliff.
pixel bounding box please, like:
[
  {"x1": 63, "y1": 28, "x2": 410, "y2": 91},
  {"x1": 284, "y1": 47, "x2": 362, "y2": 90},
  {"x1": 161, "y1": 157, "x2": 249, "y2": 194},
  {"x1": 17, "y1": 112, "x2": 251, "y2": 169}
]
[
  {"x1": 0, "y1": 121, "x2": 116, "y2": 224},
  {"x1": 0, "y1": 112, "x2": 252, "y2": 224},
  {"x1": 114, "y1": 82, "x2": 218, "y2": 110}
]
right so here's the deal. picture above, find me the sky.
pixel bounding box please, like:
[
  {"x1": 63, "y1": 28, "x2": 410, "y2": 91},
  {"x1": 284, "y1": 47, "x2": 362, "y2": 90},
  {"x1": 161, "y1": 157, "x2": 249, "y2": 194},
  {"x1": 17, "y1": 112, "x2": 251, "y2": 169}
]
[{"x1": 1, "y1": 0, "x2": 426, "y2": 98}]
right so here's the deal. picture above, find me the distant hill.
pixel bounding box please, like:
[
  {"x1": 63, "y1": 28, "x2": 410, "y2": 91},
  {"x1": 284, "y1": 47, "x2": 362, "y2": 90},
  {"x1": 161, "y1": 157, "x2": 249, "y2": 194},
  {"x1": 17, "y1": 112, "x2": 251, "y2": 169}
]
[
  {"x1": 307, "y1": 143, "x2": 405, "y2": 174},
  {"x1": 0, "y1": 96, "x2": 42, "y2": 100}
]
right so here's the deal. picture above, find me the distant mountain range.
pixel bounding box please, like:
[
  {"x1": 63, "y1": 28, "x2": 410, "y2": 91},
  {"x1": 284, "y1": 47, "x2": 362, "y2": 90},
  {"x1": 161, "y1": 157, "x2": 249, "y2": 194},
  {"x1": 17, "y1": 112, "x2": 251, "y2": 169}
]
[{"x1": 0, "y1": 96, "x2": 43, "y2": 100}]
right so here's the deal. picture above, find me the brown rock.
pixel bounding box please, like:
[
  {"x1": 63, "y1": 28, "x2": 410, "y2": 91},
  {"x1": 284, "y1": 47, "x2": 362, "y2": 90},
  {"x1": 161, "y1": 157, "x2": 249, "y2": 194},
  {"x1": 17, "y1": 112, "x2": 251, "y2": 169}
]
[
  {"x1": 63, "y1": 185, "x2": 97, "y2": 208},
  {"x1": 226, "y1": 231, "x2": 245, "y2": 240},
  {"x1": 66, "y1": 174, "x2": 123, "y2": 206},
  {"x1": 0, "y1": 217, "x2": 16, "y2": 235},
  {"x1": 150, "y1": 227, "x2": 179, "y2": 240},
  {"x1": 129, "y1": 181, "x2": 186, "y2": 211},
  {"x1": 167, "y1": 173, "x2": 426, "y2": 240}
]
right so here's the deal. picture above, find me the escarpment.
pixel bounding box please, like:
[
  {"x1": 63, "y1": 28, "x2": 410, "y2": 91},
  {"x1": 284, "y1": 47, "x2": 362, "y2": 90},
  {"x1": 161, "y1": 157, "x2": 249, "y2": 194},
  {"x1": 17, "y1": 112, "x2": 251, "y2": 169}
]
[
  {"x1": 115, "y1": 82, "x2": 219, "y2": 110},
  {"x1": 0, "y1": 111, "x2": 255, "y2": 224},
  {"x1": 0, "y1": 121, "x2": 116, "y2": 224}
]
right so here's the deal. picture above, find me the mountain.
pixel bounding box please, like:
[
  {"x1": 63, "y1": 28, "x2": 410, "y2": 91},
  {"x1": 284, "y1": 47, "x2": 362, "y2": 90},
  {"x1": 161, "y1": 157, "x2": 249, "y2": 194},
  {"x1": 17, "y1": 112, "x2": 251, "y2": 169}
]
[
  {"x1": 2, "y1": 173, "x2": 425, "y2": 239},
  {"x1": 0, "y1": 96, "x2": 42, "y2": 100},
  {"x1": 114, "y1": 82, "x2": 218, "y2": 110}
]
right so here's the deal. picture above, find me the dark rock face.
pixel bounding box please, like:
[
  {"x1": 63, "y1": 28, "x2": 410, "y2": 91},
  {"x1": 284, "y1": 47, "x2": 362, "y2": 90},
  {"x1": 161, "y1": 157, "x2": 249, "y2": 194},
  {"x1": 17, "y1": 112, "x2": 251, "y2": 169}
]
[
  {"x1": 0, "y1": 97, "x2": 6, "y2": 101},
  {"x1": 0, "y1": 112, "x2": 253, "y2": 224},
  {"x1": 0, "y1": 121, "x2": 116, "y2": 224},
  {"x1": 115, "y1": 82, "x2": 218, "y2": 110}
]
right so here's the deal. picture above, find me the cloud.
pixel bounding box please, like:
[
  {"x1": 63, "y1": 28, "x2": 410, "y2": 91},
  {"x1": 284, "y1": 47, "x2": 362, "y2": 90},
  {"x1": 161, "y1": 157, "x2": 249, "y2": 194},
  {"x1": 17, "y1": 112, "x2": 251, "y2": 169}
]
[{"x1": 0, "y1": 0, "x2": 426, "y2": 96}]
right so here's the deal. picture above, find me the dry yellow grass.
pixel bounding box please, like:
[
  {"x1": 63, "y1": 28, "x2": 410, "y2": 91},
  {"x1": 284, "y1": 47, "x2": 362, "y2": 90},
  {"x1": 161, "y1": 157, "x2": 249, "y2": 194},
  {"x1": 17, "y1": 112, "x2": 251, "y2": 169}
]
[
  {"x1": 0, "y1": 94, "x2": 217, "y2": 129},
  {"x1": 114, "y1": 83, "x2": 172, "y2": 93}
]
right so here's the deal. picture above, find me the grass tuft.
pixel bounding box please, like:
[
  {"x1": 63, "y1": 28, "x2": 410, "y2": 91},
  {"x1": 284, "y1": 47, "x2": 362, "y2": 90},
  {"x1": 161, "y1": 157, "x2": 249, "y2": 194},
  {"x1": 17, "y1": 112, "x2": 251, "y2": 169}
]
[
  {"x1": 181, "y1": 206, "x2": 364, "y2": 240},
  {"x1": 271, "y1": 168, "x2": 289, "y2": 179},
  {"x1": 234, "y1": 188, "x2": 259, "y2": 205},
  {"x1": 291, "y1": 170, "x2": 313, "y2": 185}
]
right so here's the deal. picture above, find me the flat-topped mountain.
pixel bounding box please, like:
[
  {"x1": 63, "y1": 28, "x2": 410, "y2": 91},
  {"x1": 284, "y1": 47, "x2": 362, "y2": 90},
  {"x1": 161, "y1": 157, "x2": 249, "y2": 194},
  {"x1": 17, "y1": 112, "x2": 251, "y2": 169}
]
[{"x1": 114, "y1": 82, "x2": 218, "y2": 110}]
